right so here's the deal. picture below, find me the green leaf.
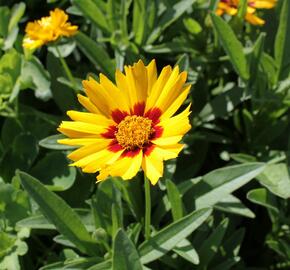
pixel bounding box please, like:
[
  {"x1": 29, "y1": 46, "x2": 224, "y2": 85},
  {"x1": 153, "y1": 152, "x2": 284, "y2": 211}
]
[
  {"x1": 46, "y1": 52, "x2": 79, "y2": 113},
  {"x1": 257, "y1": 163, "x2": 290, "y2": 199},
  {"x1": 237, "y1": 0, "x2": 248, "y2": 19},
  {"x1": 0, "y1": 7, "x2": 10, "y2": 37},
  {"x1": 247, "y1": 188, "x2": 278, "y2": 213},
  {"x1": 75, "y1": 32, "x2": 115, "y2": 80},
  {"x1": 112, "y1": 229, "x2": 143, "y2": 270},
  {"x1": 166, "y1": 179, "x2": 183, "y2": 221},
  {"x1": 8, "y1": 2, "x2": 25, "y2": 33},
  {"x1": 133, "y1": 0, "x2": 156, "y2": 45},
  {"x1": 133, "y1": 0, "x2": 146, "y2": 44},
  {"x1": 198, "y1": 86, "x2": 246, "y2": 122},
  {"x1": 210, "y1": 13, "x2": 249, "y2": 81},
  {"x1": 17, "y1": 209, "x2": 95, "y2": 231},
  {"x1": 0, "y1": 232, "x2": 16, "y2": 259},
  {"x1": 31, "y1": 152, "x2": 76, "y2": 191},
  {"x1": 274, "y1": 0, "x2": 290, "y2": 81},
  {"x1": 209, "y1": 0, "x2": 219, "y2": 11},
  {"x1": 17, "y1": 171, "x2": 98, "y2": 256},
  {"x1": 173, "y1": 239, "x2": 199, "y2": 265},
  {"x1": 194, "y1": 163, "x2": 266, "y2": 209},
  {"x1": 198, "y1": 218, "x2": 229, "y2": 268},
  {"x1": 39, "y1": 134, "x2": 76, "y2": 150},
  {"x1": 139, "y1": 208, "x2": 212, "y2": 264},
  {"x1": 88, "y1": 260, "x2": 112, "y2": 270},
  {"x1": 21, "y1": 55, "x2": 52, "y2": 101},
  {"x1": 72, "y1": 0, "x2": 110, "y2": 33},
  {"x1": 249, "y1": 32, "x2": 265, "y2": 85},
  {"x1": 214, "y1": 194, "x2": 255, "y2": 218},
  {"x1": 147, "y1": 0, "x2": 196, "y2": 44}
]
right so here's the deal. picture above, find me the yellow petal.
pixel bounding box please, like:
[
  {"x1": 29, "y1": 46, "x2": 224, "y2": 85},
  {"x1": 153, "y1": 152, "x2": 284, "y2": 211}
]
[
  {"x1": 131, "y1": 60, "x2": 148, "y2": 102},
  {"x1": 145, "y1": 66, "x2": 172, "y2": 112},
  {"x1": 77, "y1": 94, "x2": 100, "y2": 114},
  {"x1": 252, "y1": 0, "x2": 276, "y2": 9},
  {"x1": 245, "y1": 12, "x2": 265, "y2": 25},
  {"x1": 58, "y1": 121, "x2": 107, "y2": 135},
  {"x1": 97, "y1": 150, "x2": 143, "y2": 181},
  {"x1": 99, "y1": 73, "x2": 129, "y2": 112},
  {"x1": 72, "y1": 147, "x2": 119, "y2": 168},
  {"x1": 146, "y1": 59, "x2": 157, "y2": 95},
  {"x1": 82, "y1": 149, "x2": 124, "y2": 173},
  {"x1": 67, "y1": 111, "x2": 113, "y2": 126},
  {"x1": 82, "y1": 78, "x2": 112, "y2": 117},
  {"x1": 142, "y1": 148, "x2": 164, "y2": 185},
  {"x1": 68, "y1": 140, "x2": 110, "y2": 161},
  {"x1": 160, "y1": 85, "x2": 191, "y2": 119},
  {"x1": 153, "y1": 135, "x2": 184, "y2": 146},
  {"x1": 57, "y1": 127, "x2": 93, "y2": 138},
  {"x1": 57, "y1": 138, "x2": 102, "y2": 146},
  {"x1": 159, "y1": 104, "x2": 191, "y2": 137},
  {"x1": 115, "y1": 69, "x2": 133, "y2": 107},
  {"x1": 154, "y1": 144, "x2": 184, "y2": 160},
  {"x1": 155, "y1": 70, "x2": 187, "y2": 111}
]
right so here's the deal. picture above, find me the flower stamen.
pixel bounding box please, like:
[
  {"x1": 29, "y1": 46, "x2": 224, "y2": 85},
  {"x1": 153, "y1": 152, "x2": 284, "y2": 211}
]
[{"x1": 116, "y1": 116, "x2": 153, "y2": 150}]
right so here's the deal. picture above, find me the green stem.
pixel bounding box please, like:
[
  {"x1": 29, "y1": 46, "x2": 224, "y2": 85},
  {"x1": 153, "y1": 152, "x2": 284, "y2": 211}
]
[
  {"x1": 55, "y1": 45, "x2": 77, "y2": 90},
  {"x1": 144, "y1": 174, "x2": 151, "y2": 240}
]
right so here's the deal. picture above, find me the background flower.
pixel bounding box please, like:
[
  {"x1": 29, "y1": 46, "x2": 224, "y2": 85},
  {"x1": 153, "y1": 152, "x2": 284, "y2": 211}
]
[
  {"x1": 216, "y1": 0, "x2": 277, "y2": 25},
  {"x1": 23, "y1": 8, "x2": 78, "y2": 49}
]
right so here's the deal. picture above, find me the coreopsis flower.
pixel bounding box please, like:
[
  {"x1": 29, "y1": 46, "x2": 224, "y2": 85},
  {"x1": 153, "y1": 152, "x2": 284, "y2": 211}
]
[
  {"x1": 58, "y1": 60, "x2": 191, "y2": 185},
  {"x1": 216, "y1": 0, "x2": 277, "y2": 25},
  {"x1": 23, "y1": 8, "x2": 78, "y2": 49}
]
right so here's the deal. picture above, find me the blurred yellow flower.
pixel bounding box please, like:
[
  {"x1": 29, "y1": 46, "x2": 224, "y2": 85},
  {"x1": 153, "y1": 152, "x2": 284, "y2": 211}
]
[
  {"x1": 58, "y1": 60, "x2": 191, "y2": 185},
  {"x1": 216, "y1": 0, "x2": 277, "y2": 25},
  {"x1": 23, "y1": 8, "x2": 78, "y2": 49}
]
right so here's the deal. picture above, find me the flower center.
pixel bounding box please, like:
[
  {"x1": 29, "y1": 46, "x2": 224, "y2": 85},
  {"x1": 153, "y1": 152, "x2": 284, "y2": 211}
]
[{"x1": 116, "y1": 115, "x2": 153, "y2": 150}]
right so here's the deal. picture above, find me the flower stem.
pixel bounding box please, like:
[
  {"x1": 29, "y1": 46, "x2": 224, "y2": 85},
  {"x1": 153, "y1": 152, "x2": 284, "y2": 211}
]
[
  {"x1": 144, "y1": 174, "x2": 151, "y2": 240},
  {"x1": 55, "y1": 45, "x2": 77, "y2": 90}
]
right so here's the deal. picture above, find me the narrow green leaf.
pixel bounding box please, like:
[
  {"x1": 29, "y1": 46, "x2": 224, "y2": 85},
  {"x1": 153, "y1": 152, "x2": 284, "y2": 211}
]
[
  {"x1": 75, "y1": 32, "x2": 115, "y2": 80},
  {"x1": 139, "y1": 208, "x2": 212, "y2": 264},
  {"x1": 209, "y1": 0, "x2": 219, "y2": 11},
  {"x1": 72, "y1": 0, "x2": 109, "y2": 33},
  {"x1": 88, "y1": 260, "x2": 112, "y2": 270},
  {"x1": 214, "y1": 194, "x2": 255, "y2": 218},
  {"x1": 147, "y1": 0, "x2": 195, "y2": 44},
  {"x1": 112, "y1": 229, "x2": 143, "y2": 270},
  {"x1": 274, "y1": 0, "x2": 290, "y2": 81},
  {"x1": 17, "y1": 171, "x2": 98, "y2": 256},
  {"x1": 237, "y1": 0, "x2": 248, "y2": 19},
  {"x1": 198, "y1": 218, "x2": 229, "y2": 268},
  {"x1": 211, "y1": 257, "x2": 240, "y2": 270},
  {"x1": 133, "y1": 0, "x2": 146, "y2": 44},
  {"x1": 249, "y1": 32, "x2": 265, "y2": 85},
  {"x1": 107, "y1": 0, "x2": 118, "y2": 31},
  {"x1": 8, "y1": 2, "x2": 25, "y2": 33},
  {"x1": 17, "y1": 209, "x2": 95, "y2": 231},
  {"x1": 166, "y1": 179, "x2": 183, "y2": 221},
  {"x1": 194, "y1": 163, "x2": 266, "y2": 209},
  {"x1": 210, "y1": 13, "x2": 249, "y2": 81},
  {"x1": 247, "y1": 188, "x2": 279, "y2": 213},
  {"x1": 173, "y1": 239, "x2": 199, "y2": 265},
  {"x1": 257, "y1": 163, "x2": 290, "y2": 199}
]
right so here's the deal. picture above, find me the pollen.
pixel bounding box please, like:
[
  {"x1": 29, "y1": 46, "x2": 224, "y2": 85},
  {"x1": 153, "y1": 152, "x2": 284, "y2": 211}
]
[{"x1": 116, "y1": 115, "x2": 153, "y2": 150}]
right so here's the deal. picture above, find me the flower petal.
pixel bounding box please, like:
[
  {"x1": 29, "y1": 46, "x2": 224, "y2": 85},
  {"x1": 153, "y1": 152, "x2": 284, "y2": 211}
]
[
  {"x1": 97, "y1": 149, "x2": 143, "y2": 181},
  {"x1": 142, "y1": 147, "x2": 164, "y2": 185}
]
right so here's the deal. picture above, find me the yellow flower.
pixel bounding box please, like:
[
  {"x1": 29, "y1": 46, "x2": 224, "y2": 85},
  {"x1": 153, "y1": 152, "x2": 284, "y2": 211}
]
[
  {"x1": 23, "y1": 8, "x2": 78, "y2": 49},
  {"x1": 216, "y1": 0, "x2": 277, "y2": 25},
  {"x1": 57, "y1": 60, "x2": 191, "y2": 185}
]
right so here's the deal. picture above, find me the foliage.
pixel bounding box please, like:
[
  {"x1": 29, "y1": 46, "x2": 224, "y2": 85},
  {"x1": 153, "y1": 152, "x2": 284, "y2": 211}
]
[{"x1": 0, "y1": 0, "x2": 290, "y2": 269}]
